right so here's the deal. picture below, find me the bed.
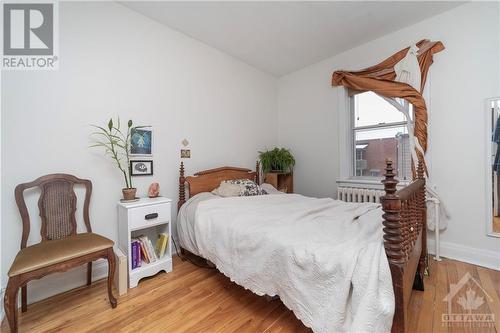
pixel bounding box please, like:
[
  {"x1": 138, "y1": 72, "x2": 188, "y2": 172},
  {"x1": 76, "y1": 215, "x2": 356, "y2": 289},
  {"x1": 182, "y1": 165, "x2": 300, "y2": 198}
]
[{"x1": 176, "y1": 160, "x2": 427, "y2": 333}]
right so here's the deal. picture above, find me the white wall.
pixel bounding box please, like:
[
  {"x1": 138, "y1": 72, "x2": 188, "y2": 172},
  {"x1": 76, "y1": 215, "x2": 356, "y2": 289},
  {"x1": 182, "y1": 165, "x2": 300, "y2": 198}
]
[
  {"x1": 277, "y1": 2, "x2": 500, "y2": 269},
  {"x1": 1, "y1": 2, "x2": 277, "y2": 302}
]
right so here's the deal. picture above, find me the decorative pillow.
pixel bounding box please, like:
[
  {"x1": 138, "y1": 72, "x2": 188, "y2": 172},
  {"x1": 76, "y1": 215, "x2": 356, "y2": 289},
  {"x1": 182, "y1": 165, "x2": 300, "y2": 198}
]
[
  {"x1": 227, "y1": 179, "x2": 265, "y2": 196},
  {"x1": 211, "y1": 182, "x2": 241, "y2": 197},
  {"x1": 212, "y1": 179, "x2": 267, "y2": 197}
]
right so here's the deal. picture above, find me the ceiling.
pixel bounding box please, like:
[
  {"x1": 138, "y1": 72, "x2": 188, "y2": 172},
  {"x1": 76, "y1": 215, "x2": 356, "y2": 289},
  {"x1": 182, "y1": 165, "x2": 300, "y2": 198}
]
[{"x1": 121, "y1": 1, "x2": 464, "y2": 76}]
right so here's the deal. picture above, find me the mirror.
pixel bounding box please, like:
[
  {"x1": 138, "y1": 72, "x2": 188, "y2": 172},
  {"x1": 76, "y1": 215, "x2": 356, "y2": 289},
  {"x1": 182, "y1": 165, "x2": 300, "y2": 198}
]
[{"x1": 487, "y1": 98, "x2": 500, "y2": 236}]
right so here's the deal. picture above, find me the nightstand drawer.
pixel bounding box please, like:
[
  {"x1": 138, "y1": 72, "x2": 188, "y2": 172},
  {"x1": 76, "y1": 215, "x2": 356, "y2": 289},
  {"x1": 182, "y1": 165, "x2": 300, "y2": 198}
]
[{"x1": 129, "y1": 203, "x2": 170, "y2": 229}]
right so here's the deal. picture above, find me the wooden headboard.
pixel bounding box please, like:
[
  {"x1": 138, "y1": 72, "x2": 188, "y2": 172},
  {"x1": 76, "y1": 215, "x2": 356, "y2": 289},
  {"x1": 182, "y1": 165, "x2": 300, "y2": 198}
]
[{"x1": 178, "y1": 162, "x2": 259, "y2": 209}]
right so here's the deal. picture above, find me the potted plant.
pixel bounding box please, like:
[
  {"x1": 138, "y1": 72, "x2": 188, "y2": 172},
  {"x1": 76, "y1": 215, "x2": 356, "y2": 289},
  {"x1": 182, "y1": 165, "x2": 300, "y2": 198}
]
[
  {"x1": 90, "y1": 118, "x2": 145, "y2": 201},
  {"x1": 258, "y1": 147, "x2": 295, "y2": 173}
]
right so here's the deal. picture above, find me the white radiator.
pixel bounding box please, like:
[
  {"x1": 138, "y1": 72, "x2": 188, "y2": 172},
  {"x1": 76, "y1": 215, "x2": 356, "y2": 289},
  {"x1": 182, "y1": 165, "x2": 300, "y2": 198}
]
[{"x1": 337, "y1": 186, "x2": 385, "y2": 203}]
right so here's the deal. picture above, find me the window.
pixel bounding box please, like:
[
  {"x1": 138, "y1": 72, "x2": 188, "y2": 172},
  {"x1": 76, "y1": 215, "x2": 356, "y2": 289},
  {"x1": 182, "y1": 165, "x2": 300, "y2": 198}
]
[{"x1": 351, "y1": 92, "x2": 412, "y2": 181}]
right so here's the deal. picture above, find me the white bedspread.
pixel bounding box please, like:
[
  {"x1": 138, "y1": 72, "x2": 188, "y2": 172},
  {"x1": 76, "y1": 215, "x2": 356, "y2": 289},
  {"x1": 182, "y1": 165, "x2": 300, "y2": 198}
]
[
  {"x1": 177, "y1": 192, "x2": 219, "y2": 255},
  {"x1": 177, "y1": 184, "x2": 286, "y2": 255},
  {"x1": 194, "y1": 194, "x2": 394, "y2": 333}
]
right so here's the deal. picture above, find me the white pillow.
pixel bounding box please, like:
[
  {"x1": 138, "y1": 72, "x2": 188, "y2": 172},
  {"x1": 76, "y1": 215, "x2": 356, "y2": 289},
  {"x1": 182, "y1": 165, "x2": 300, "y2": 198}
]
[
  {"x1": 260, "y1": 183, "x2": 285, "y2": 194},
  {"x1": 212, "y1": 182, "x2": 241, "y2": 197}
]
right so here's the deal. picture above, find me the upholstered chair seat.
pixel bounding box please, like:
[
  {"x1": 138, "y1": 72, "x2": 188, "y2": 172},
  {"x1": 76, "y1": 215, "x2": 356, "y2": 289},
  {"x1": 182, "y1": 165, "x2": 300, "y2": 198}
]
[{"x1": 8, "y1": 233, "x2": 114, "y2": 277}]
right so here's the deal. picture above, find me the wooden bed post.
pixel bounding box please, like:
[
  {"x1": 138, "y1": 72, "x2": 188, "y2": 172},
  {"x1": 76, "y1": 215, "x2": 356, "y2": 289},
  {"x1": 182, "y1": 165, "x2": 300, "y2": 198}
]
[
  {"x1": 416, "y1": 160, "x2": 427, "y2": 285},
  {"x1": 256, "y1": 161, "x2": 260, "y2": 184},
  {"x1": 382, "y1": 160, "x2": 404, "y2": 264},
  {"x1": 178, "y1": 162, "x2": 186, "y2": 210},
  {"x1": 382, "y1": 159, "x2": 406, "y2": 333}
]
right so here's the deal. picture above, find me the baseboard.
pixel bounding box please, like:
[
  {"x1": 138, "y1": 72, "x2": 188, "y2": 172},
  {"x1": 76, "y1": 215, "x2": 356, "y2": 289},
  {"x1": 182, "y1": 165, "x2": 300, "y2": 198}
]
[{"x1": 427, "y1": 239, "x2": 500, "y2": 271}]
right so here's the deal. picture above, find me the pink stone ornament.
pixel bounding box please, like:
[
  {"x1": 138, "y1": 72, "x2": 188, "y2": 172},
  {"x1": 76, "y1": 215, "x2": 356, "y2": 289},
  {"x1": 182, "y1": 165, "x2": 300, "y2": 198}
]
[{"x1": 148, "y1": 183, "x2": 160, "y2": 198}]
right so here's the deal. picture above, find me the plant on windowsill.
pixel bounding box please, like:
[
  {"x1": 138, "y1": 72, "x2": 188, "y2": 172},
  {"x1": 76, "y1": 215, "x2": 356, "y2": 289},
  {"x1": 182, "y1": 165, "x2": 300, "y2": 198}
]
[
  {"x1": 90, "y1": 118, "x2": 145, "y2": 201},
  {"x1": 258, "y1": 147, "x2": 295, "y2": 173}
]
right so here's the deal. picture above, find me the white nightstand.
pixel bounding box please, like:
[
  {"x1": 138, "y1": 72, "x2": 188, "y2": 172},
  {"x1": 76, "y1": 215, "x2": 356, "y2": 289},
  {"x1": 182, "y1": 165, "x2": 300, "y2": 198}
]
[{"x1": 117, "y1": 197, "x2": 173, "y2": 288}]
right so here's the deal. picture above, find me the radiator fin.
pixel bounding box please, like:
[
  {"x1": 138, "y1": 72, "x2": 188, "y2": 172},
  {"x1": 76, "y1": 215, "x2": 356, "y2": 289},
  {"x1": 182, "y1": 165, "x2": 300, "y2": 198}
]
[{"x1": 337, "y1": 186, "x2": 384, "y2": 203}]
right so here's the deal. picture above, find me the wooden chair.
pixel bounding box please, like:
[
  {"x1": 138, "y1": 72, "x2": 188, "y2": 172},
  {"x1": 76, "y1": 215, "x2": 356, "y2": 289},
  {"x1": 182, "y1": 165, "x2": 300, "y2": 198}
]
[{"x1": 4, "y1": 174, "x2": 117, "y2": 333}]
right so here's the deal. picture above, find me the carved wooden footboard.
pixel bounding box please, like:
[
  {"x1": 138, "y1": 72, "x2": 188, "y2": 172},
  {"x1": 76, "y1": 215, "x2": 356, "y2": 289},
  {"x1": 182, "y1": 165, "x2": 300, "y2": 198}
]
[{"x1": 381, "y1": 160, "x2": 427, "y2": 333}]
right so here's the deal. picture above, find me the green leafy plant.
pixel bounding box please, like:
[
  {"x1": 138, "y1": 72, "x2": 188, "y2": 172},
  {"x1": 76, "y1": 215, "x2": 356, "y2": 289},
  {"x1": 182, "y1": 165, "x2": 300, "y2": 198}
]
[
  {"x1": 258, "y1": 147, "x2": 295, "y2": 173},
  {"x1": 90, "y1": 118, "x2": 146, "y2": 189}
]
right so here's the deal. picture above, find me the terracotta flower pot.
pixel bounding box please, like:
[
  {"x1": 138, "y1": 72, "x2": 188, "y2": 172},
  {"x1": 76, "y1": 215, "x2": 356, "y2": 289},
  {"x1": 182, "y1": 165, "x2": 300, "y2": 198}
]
[{"x1": 122, "y1": 188, "x2": 137, "y2": 201}]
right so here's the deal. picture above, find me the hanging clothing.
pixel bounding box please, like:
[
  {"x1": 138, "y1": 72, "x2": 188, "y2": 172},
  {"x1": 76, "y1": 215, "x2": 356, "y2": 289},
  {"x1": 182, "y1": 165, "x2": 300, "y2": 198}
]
[
  {"x1": 394, "y1": 44, "x2": 421, "y2": 92},
  {"x1": 492, "y1": 115, "x2": 500, "y2": 175}
]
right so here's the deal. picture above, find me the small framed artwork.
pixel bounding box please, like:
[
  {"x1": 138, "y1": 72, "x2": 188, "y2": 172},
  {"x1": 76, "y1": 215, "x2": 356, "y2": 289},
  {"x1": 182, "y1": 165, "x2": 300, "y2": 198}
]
[
  {"x1": 181, "y1": 149, "x2": 191, "y2": 158},
  {"x1": 130, "y1": 127, "x2": 153, "y2": 156},
  {"x1": 130, "y1": 160, "x2": 153, "y2": 176}
]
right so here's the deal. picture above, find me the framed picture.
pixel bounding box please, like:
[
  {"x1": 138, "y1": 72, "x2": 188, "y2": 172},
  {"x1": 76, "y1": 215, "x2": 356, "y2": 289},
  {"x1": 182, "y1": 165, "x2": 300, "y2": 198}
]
[
  {"x1": 130, "y1": 127, "x2": 152, "y2": 156},
  {"x1": 180, "y1": 149, "x2": 191, "y2": 158},
  {"x1": 130, "y1": 160, "x2": 153, "y2": 176}
]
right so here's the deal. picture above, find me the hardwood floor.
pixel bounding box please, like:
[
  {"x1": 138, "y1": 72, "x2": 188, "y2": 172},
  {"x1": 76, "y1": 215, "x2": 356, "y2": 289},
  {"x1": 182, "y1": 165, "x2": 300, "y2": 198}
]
[{"x1": 1, "y1": 256, "x2": 499, "y2": 333}]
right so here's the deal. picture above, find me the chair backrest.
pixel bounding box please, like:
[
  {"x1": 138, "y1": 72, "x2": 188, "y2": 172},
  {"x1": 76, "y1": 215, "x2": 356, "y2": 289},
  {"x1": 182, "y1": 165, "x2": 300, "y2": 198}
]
[{"x1": 15, "y1": 174, "x2": 92, "y2": 249}]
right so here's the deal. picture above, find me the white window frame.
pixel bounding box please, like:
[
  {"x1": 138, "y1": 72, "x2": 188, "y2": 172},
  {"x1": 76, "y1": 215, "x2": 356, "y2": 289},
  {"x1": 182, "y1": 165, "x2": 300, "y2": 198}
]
[
  {"x1": 349, "y1": 94, "x2": 409, "y2": 180},
  {"x1": 337, "y1": 87, "x2": 414, "y2": 189},
  {"x1": 336, "y1": 74, "x2": 433, "y2": 204}
]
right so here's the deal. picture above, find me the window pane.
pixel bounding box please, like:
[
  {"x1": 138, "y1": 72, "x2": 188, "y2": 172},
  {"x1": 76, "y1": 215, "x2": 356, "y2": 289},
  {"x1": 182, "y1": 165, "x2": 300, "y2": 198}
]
[
  {"x1": 354, "y1": 92, "x2": 407, "y2": 127},
  {"x1": 354, "y1": 126, "x2": 411, "y2": 180}
]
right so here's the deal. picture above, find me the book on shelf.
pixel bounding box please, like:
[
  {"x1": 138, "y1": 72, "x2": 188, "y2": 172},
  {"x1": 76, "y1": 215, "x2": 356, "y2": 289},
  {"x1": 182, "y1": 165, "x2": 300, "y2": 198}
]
[
  {"x1": 132, "y1": 233, "x2": 168, "y2": 267},
  {"x1": 155, "y1": 233, "x2": 169, "y2": 259},
  {"x1": 138, "y1": 238, "x2": 150, "y2": 263},
  {"x1": 136, "y1": 241, "x2": 142, "y2": 267},
  {"x1": 147, "y1": 237, "x2": 158, "y2": 262},
  {"x1": 138, "y1": 235, "x2": 157, "y2": 263},
  {"x1": 131, "y1": 240, "x2": 142, "y2": 269},
  {"x1": 131, "y1": 241, "x2": 137, "y2": 269}
]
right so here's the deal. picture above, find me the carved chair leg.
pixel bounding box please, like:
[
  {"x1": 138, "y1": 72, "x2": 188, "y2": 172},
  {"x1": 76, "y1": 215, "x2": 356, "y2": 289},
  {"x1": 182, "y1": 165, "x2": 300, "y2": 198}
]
[
  {"x1": 4, "y1": 277, "x2": 20, "y2": 333},
  {"x1": 106, "y1": 248, "x2": 117, "y2": 308},
  {"x1": 87, "y1": 262, "x2": 92, "y2": 286},
  {"x1": 21, "y1": 285, "x2": 27, "y2": 313}
]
